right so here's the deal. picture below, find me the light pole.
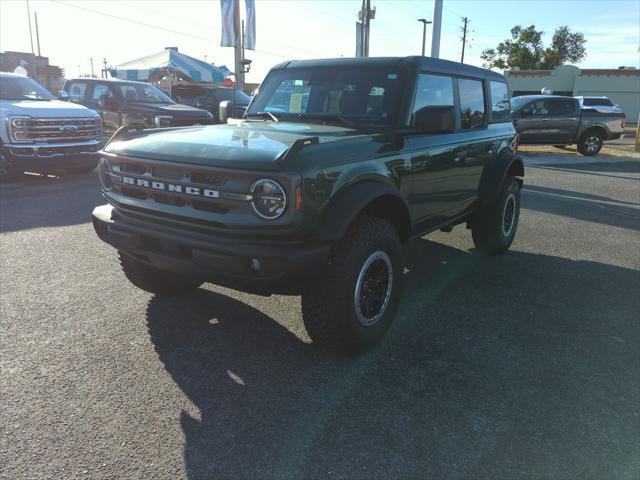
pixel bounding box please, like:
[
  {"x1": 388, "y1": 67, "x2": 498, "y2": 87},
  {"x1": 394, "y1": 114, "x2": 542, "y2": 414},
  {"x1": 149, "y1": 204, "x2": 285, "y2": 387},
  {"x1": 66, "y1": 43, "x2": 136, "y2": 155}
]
[{"x1": 418, "y1": 18, "x2": 432, "y2": 57}]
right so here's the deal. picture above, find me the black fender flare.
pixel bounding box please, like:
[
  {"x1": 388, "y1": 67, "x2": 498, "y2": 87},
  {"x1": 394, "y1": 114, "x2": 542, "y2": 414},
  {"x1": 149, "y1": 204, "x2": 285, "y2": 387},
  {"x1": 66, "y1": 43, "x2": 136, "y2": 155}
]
[
  {"x1": 314, "y1": 181, "x2": 412, "y2": 242},
  {"x1": 478, "y1": 151, "x2": 524, "y2": 206}
]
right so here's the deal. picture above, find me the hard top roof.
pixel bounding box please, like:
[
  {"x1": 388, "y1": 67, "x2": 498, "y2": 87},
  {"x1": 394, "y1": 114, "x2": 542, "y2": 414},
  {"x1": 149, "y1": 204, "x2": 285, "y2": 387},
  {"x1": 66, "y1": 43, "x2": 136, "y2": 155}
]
[
  {"x1": 271, "y1": 56, "x2": 505, "y2": 81},
  {"x1": 512, "y1": 94, "x2": 577, "y2": 101}
]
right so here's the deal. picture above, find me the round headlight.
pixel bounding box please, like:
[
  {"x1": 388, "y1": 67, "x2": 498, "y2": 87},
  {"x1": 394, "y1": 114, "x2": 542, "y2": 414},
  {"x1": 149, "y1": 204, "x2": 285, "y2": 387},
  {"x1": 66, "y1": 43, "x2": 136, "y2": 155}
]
[{"x1": 250, "y1": 179, "x2": 287, "y2": 220}]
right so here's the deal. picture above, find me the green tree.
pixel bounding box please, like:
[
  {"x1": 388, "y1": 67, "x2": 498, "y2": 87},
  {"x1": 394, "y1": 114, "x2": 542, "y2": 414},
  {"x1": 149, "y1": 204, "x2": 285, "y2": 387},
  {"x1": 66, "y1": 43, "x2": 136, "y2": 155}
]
[{"x1": 481, "y1": 25, "x2": 586, "y2": 70}]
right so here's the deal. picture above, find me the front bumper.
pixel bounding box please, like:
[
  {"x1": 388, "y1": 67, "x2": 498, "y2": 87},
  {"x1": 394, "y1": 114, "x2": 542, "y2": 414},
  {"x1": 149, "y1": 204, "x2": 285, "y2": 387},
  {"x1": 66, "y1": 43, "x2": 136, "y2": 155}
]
[
  {"x1": 4, "y1": 140, "x2": 101, "y2": 172},
  {"x1": 92, "y1": 204, "x2": 331, "y2": 295}
]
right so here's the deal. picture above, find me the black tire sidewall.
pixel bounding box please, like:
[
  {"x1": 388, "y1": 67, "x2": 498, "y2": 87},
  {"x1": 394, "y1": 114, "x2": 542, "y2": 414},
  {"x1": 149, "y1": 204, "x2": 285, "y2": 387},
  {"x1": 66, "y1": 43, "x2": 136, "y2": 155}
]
[
  {"x1": 336, "y1": 231, "x2": 404, "y2": 350},
  {"x1": 578, "y1": 131, "x2": 603, "y2": 156}
]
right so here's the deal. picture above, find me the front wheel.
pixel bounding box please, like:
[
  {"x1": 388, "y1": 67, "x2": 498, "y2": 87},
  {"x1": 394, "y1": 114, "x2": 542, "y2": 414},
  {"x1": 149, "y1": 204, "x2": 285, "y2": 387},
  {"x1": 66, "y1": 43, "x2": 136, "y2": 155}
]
[
  {"x1": 0, "y1": 151, "x2": 18, "y2": 181},
  {"x1": 65, "y1": 163, "x2": 97, "y2": 175},
  {"x1": 301, "y1": 216, "x2": 404, "y2": 353},
  {"x1": 472, "y1": 175, "x2": 521, "y2": 255},
  {"x1": 118, "y1": 251, "x2": 203, "y2": 296},
  {"x1": 577, "y1": 131, "x2": 603, "y2": 156}
]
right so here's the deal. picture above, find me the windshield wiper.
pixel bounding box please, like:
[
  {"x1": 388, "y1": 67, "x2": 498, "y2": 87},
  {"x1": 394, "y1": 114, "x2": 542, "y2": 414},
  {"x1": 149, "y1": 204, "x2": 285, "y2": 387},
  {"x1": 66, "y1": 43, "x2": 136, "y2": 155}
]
[{"x1": 245, "y1": 111, "x2": 279, "y2": 122}]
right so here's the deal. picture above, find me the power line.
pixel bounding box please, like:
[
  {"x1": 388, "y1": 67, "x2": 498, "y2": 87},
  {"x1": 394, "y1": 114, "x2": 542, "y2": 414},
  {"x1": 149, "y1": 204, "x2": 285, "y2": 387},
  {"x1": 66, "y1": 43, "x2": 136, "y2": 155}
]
[{"x1": 49, "y1": 0, "x2": 296, "y2": 60}]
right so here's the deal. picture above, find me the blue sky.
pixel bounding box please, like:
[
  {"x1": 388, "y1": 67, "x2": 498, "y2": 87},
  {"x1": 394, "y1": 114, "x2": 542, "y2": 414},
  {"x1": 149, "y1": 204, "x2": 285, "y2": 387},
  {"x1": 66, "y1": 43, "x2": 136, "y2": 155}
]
[{"x1": 1, "y1": 0, "x2": 638, "y2": 82}]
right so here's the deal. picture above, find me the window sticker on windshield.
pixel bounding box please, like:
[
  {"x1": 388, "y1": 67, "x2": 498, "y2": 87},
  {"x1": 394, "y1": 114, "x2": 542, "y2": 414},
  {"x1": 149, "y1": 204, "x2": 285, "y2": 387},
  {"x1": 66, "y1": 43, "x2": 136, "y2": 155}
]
[
  {"x1": 387, "y1": 73, "x2": 398, "y2": 80},
  {"x1": 294, "y1": 79, "x2": 304, "y2": 86},
  {"x1": 289, "y1": 93, "x2": 304, "y2": 113}
]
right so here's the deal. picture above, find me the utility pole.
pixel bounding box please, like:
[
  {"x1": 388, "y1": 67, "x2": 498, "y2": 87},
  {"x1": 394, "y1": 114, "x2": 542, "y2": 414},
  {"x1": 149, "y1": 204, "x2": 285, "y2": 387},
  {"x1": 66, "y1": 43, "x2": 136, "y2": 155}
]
[
  {"x1": 418, "y1": 18, "x2": 432, "y2": 57},
  {"x1": 26, "y1": 0, "x2": 35, "y2": 55},
  {"x1": 234, "y1": 9, "x2": 244, "y2": 88},
  {"x1": 34, "y1": 11, "x2": 41, "y2": 56},
  {"x1": 89, "y1": 57, "x2": 95, "y2": 77},
  {"x1": 460, "y1": 17, "x2": 469, "y2": 63},
  {"x1": 358, "y1": 0, "x2": 375, "y2": 57},
  {"x1": 102, "y1": 58, "x2": 108, "y2": 79},
  {"x1": 431, "y1": 0, "x2": 443, "y2": 58}
]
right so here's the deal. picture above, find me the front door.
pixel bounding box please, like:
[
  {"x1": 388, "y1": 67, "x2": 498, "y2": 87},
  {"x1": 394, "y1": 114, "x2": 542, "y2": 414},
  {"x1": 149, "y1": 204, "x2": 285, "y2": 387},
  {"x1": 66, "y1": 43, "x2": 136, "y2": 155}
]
[
  {"x1": 406, "y1": 73, "x2": 461, "y2": 232},
  {"x1": 88, "y1": 83, "x2": 122, "y2": 139},
  {"x1": 516, "y1": 98, "x2": 579, "y2": 144}
]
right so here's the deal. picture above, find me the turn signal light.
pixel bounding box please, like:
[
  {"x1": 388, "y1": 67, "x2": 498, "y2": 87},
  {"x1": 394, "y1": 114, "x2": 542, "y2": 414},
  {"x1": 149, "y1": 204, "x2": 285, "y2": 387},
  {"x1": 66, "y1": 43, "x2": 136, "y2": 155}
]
[{"x1": 295, "y1": 184, "x2": 303, "y2": 210}]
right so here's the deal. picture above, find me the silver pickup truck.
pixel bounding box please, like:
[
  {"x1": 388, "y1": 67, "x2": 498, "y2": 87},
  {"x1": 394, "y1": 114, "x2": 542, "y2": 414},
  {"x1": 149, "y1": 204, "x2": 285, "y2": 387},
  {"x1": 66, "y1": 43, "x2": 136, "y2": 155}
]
[
  {"x1": 510, "y1": 95, "x2": 625, "y2": 156},
  {"x1": 0, "y1": 72, "x2": 102, "y2": 178}
]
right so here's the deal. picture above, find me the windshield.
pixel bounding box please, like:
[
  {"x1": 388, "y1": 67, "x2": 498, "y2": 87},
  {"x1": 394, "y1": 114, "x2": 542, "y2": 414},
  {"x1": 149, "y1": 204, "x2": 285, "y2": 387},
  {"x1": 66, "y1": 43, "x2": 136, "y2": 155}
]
[
  {"x1": 247, "y1": 66, "x2": 407, "y2": 125},
  {"x1": 117, "y1": 83, "x2": 174, "y2": 104},
  {"x1": 0, "y1": 75, "x2": 55, "y2": 101}
]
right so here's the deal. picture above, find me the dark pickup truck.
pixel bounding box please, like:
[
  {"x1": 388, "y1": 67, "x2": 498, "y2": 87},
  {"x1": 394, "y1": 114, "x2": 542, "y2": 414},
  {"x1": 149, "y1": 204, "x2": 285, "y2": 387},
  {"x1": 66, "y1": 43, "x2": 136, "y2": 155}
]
[
  {"x1": 63, "y1": 78, "x2": 213, "y2": 139},
  {"x1": 511, "y1": 95, "x2": 625, "y2": 155},
  {"x1": 92, "y1": 56, "x2": 524, "y2": 352}
]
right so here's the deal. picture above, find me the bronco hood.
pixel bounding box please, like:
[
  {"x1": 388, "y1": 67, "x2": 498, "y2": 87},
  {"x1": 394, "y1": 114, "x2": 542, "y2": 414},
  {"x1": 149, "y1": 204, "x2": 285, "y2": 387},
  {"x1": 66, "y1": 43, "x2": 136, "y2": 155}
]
[{"x1": 104, "y1": 121, "x2": 358, "y2": 170}]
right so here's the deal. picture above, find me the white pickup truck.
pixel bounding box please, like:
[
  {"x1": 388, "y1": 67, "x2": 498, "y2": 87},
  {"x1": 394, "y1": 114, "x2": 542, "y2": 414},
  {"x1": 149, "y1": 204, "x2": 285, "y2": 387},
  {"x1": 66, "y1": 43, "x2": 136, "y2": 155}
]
[{"x1": 0, "y1": 72, "x2": 102, "y2": 178}]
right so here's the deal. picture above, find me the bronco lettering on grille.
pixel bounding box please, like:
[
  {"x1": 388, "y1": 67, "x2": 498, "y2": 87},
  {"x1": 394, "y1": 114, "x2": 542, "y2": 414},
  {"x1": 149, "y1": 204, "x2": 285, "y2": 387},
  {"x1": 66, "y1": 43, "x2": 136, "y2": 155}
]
[{"x1": 121, "y1": 176, "x2": 220, "y2": 198}]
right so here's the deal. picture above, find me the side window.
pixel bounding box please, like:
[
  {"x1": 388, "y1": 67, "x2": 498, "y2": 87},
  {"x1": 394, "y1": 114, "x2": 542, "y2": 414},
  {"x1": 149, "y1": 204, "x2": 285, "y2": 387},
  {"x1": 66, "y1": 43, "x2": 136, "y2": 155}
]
[
  {"x1": 528, "y1": 100, "x2": 548, "y2": 115},
  {"x1": 546, "y1": 99, "x2": 576, "y2": 115},
  {"x1": 413, "y1": 74, "x2": 454, "y2": 113},
  {"x1": 67, "y1": 82, "x2": 88, "y2": 103},
  {"x1": 458, "y1": 78, "x2": 486, "y2": 129},
  {"x1": 118, "y1": 85, "x2": 139, "y2": 102},
  {"x1": 90, "y1": 84, "x2": 114, "y2": 105},
  {"x1": 489, "y1": 81, "x2": 510, "y2": 122}
]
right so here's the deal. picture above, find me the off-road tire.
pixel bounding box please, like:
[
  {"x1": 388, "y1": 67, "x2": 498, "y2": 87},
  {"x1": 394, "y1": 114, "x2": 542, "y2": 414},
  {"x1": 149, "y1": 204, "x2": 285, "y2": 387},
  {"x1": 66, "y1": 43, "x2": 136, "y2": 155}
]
[
  {"x1": 301, "y1": 215, "x2": 404, "y2": 353},
  {"x1": 577, "y1": 131, "x2": 603, "y2": 156},
  {"x1": 118, "y1": 251, "x2": 203, "y2": 296},
  {"x1": 0, "y1": 150, "x2": 18, "y2": 181},
  {"x1": 65, "y1": 163, "x2": 97, "y2": 175},
  {"x1": 472, "y1": 175, "x2": 521, "y2": 255}
]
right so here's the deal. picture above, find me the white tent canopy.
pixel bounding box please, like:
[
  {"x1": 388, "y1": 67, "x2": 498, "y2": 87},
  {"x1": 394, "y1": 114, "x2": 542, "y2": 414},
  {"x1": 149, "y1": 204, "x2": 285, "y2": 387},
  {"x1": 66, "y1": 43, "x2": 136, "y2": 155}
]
[{"x1": 108, "y1": 48, "x2": 231, "y2": 83}]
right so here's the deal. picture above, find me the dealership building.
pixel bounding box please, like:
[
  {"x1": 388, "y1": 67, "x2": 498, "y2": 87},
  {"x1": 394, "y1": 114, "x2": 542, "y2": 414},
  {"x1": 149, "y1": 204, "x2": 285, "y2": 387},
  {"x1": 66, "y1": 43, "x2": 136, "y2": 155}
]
[{"x1": 505, "y1": 64, "x2": 640, "y2": 122}]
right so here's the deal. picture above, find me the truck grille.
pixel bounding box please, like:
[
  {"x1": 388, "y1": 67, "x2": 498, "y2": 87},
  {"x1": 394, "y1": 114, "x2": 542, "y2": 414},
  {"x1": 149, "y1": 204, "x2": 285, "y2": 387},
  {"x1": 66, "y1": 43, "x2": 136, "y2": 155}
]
[{"x1": 18, "y1": 117, "x2": 102, "y2": 143}]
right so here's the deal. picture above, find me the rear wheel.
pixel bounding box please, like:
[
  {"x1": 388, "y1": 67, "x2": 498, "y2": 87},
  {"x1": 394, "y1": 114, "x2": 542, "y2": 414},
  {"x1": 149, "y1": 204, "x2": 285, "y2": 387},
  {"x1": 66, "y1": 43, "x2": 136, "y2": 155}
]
[
  {"x1": 301, "y1": 216, "x2": 404, "y2": 353},
  {"x1": 118, "y1": 251, "x2": 203, "y2": 296},
  {"x1": 472, "y1": 175, "x2": 521, "y2": 255},
  {"x1": 577, "y1": 131, "x2": 603, "y2": 156}
]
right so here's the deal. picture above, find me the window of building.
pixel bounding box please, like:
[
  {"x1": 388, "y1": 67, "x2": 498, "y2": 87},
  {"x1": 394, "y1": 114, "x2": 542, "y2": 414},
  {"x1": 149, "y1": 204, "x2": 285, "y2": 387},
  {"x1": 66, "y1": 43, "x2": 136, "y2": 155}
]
[
  {"x1": 489, "y1": 81, "x2": 510, "y2": 122},
  {"x1": 458, "y1": 78, "x2": 485, "y2": 129}
]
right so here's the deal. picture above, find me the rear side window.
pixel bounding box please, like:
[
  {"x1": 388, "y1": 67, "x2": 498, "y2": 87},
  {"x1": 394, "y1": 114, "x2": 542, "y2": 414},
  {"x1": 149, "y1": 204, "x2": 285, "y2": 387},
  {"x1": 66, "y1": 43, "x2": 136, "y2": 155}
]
[
  {"x1": 489, "y1": 81, "x2": 510, "y2": 122},
  {"x1": 458, "y1": 78, "x2": 485, "y2": 129},
  {"x1": 583, "y1": 98, "x2": 612, "y2": 106},
  {"x1": 547, "y1": 99, "x2": 576, "y2": 115},
  {"x1": 413, "y1": 74, "x2": 454, "y2": 113},
  {"x1": 68, "y1": 82, "x2": 88, "y2": 103}
]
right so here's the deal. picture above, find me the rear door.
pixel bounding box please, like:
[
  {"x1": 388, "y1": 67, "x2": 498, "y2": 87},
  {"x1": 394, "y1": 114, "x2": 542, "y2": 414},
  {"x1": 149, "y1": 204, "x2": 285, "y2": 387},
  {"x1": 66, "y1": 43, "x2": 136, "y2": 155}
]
[{"x1": 451, "y1": 77, "x2": 495, "y2": 213}]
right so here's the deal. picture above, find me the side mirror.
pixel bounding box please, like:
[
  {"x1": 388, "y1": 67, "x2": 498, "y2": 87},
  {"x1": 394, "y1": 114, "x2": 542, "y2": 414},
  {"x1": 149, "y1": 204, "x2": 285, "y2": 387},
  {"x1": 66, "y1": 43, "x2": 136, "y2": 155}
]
[
  {"x1": 58, "y1": 90, "x2": 70, "y2": 101},
  {"x1": 219, "y1": 100, "x2": 232, "y2": 124},
  {"x1": 521, "y1": 108, "x2": 532, "y2": 117},
  {"x1": 414, "y1": 105, "x2": 456, "y2": 134}
]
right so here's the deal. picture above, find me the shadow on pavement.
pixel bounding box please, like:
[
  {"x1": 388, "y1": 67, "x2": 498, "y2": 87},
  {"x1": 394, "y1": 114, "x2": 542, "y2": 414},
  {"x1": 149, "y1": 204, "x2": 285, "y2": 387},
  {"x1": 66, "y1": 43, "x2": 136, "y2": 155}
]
[
  {"x1": 0, "y1": 172, "x2": 102, "y2": 233},
  {"x1": 528, "y1": 161, "x2": 640, "y2": 182},
  {"x1": 522, "y1": 184, "x2": 640, "y2": 231},
  {"x1": 146, "y1": 240, "x2": 640, "y2": 479}
]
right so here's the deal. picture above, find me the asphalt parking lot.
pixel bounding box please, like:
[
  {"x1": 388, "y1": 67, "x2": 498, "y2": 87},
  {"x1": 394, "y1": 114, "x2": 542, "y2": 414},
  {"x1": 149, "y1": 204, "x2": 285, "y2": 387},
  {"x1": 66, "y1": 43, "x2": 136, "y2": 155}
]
[{"x1": 1, "y1": 145, "x2": 639, "y2": 479}]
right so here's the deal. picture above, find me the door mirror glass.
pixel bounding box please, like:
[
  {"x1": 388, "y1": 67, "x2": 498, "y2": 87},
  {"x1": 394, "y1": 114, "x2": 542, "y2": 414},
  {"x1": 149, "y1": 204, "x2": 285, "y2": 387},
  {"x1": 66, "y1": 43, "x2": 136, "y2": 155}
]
[
  {"x1": 219, "y1": 100, "x2": 232, "y2": 124},
  {"x1": 521, "y1": 107, "x2": 532, "y2": 117},
  {"x1": 414, "y1": 105, "x2": 456, "y2": 134},
  {"x1": 58, "y1": 90, "x2": 70, "y2": 101}
]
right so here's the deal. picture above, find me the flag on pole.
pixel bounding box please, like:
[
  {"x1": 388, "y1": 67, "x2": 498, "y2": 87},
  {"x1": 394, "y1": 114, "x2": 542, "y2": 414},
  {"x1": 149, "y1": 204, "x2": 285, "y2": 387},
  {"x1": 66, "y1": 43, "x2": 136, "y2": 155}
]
[
  {"x1": 220, "y1": 0, "x2": 240, "y2": 47},
  {"x1": 243, "y1": 0, "x2": 256, "y2": 50}
]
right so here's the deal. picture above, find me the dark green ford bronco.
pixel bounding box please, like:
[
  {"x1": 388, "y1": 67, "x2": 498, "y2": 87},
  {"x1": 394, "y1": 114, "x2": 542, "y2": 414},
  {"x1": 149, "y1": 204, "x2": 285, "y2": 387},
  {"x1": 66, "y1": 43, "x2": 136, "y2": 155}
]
[{"x1": 93, "y1": 56, "x2": 524, "y2": 352}]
